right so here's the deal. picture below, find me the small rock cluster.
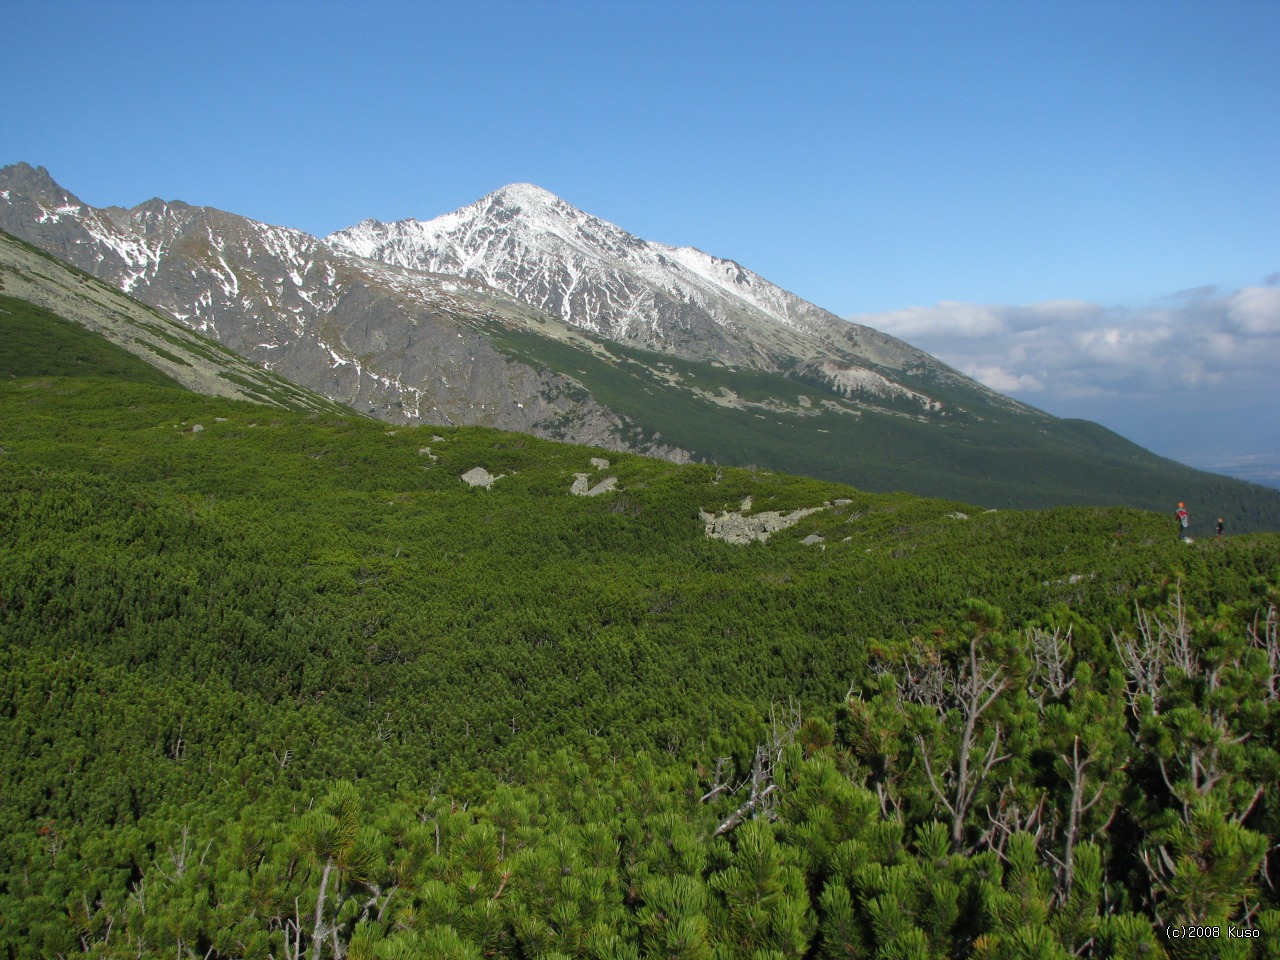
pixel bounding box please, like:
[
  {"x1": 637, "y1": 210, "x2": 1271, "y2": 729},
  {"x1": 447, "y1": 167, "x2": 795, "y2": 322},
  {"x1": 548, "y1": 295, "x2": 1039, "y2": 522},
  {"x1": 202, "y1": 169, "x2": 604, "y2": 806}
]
[
  {"x1": 571, "y1": 457, "x2": 617, "y2": 496},
  {"x1": 571, "y1": 474, "x2": 618, "y2": 497}
]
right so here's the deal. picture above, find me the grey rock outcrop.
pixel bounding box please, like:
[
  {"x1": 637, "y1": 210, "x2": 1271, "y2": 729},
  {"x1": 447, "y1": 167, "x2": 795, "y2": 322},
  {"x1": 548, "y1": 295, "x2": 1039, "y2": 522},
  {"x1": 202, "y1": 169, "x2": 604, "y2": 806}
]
[{"x1": 699, "y1": 502, "x2": 826, "y2": 544}]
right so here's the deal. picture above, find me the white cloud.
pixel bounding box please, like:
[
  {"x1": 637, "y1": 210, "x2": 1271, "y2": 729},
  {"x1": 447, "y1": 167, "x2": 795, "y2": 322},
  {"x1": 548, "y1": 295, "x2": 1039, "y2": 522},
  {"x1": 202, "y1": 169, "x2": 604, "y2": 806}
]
[
  {"x1": 1226, "y1": 285, "x2": 1280, "y2": 335},
  {"x1": 857, "y1": 301, "x2": 1008, "y2": 340},
  {"x1": 967, "y1": 365, "x2": 1044, "y2": 393},
  {"x1": 849, "y1": 278, "x2": 1280, "y2": 478},
  {"x1": 854, "y1": 281, "x2": 1280, "y2": 398}
]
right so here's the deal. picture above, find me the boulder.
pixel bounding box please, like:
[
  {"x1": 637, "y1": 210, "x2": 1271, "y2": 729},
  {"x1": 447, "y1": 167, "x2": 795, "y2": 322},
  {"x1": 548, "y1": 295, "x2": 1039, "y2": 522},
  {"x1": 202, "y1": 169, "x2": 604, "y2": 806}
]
[{"x1": 461, "y1": 467, "x2": 501, "y2": 489}]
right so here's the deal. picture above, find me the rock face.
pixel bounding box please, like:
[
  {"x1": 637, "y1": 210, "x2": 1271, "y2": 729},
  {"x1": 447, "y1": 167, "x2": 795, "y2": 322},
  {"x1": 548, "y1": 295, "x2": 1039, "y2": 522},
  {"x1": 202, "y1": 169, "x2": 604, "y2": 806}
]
[{"x1": 699, "y1": 499, "x2": 826, "y2": 544}]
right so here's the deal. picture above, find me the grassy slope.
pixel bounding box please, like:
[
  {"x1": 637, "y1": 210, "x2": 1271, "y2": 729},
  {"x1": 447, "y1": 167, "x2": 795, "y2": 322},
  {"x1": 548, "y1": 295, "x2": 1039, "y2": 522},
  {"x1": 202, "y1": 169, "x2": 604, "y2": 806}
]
[
  {"x1": 0, "y1": 293, "x2": 185, "y2": 386},
  {"x1": 0, "y1": 308, "x2": 1276, "y2": 795}
]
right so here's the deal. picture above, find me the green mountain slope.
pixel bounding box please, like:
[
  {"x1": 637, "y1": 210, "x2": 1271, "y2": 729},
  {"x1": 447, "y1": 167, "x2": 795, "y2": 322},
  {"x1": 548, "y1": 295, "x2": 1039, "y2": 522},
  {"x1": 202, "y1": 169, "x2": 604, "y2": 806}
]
[
  {"x1": 1, "y1": 293, "x2": 185, "y2": 385},
  {"x1": 486, "y1": 322, "x2": 1280, "y2": 532},
  {"x1": 3, "y1": 376, "x2": 1275, "y2": 787}
]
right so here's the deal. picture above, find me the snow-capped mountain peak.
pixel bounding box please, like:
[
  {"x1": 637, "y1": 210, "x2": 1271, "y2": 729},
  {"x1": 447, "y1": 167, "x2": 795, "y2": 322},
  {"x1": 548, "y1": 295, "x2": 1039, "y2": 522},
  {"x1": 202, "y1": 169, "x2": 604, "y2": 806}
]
[
  {"x1": 324, "y1": 183, "x2": 979, "y2": 402},
  {"x1": 487, "y1": 181, "x2": 564, "y2": 208},
  {"x1": 330, "y1": 184, "x2": 849, "y2": 362},
  {"x1": 1, "y1": 161, "x2": 1023, "y2": 451}
]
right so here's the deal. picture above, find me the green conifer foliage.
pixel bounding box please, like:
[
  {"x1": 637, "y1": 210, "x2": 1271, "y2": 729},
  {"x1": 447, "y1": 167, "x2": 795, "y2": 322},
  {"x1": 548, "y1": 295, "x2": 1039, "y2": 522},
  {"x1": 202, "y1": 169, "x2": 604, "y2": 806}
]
[{"x1": 709, "y1": 821, "x2": 816, "y2": 959}]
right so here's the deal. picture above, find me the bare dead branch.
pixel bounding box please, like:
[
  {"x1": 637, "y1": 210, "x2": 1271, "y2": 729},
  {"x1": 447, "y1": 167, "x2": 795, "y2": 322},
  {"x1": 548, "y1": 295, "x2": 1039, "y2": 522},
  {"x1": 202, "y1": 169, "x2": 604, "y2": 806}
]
[
  {"x1": 705, "y1": 702, "x2": 800, "y2": 837},
  {"x1": 700, "y1": 757, "x2": 734, "y2": 803},
  {"x1": 713, "y1": 784, "x2": 779, "y2": 837},
  {"x1": 1250, "y1": 605, "x2": 1279, "y2": 701},
  {"x1": 911, "y1": 633, "x2": 1012, "y2": 851},
  {"x1": 1029, "y1": 625, "x2": 1075, "y2": 701}
]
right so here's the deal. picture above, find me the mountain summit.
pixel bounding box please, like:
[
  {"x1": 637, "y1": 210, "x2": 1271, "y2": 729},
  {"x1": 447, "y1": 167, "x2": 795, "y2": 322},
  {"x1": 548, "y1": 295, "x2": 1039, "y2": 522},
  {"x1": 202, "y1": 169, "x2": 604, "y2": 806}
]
[
  {"x1": 0, "y1": 163, "x2": 660, "y2": 450},
  {"x1": 326, "y1": 180, "x2": 839, "y2": 352}
]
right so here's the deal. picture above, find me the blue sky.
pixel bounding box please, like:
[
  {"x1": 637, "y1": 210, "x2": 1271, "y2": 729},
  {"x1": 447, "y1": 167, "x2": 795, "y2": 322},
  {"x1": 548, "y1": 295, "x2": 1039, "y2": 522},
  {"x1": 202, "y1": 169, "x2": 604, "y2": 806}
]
[{"x1": 4, "y1": 0, "x2": 1278, "y2": 483}]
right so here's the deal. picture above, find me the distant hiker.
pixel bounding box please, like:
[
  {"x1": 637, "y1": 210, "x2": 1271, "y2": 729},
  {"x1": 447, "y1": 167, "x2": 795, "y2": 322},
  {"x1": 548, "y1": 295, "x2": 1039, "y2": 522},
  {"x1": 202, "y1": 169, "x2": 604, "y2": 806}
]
[
  {"x1": 1217, "y1": 517, "x2": 1225, "y2": 538},
  {"x1": 1175, "y1": 502, "x2": 1190, "y2": 541}
]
